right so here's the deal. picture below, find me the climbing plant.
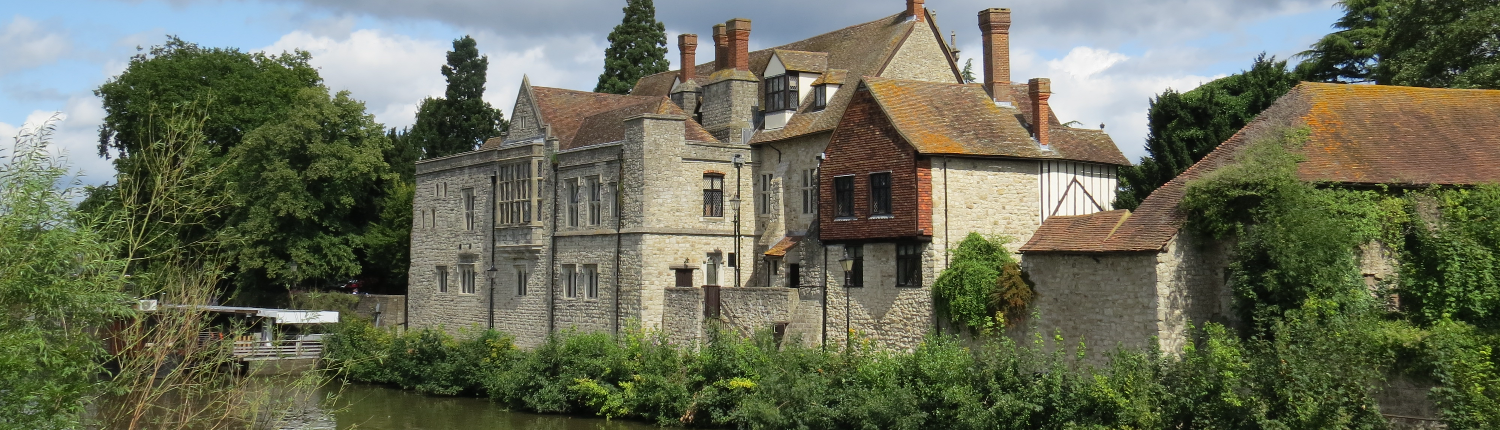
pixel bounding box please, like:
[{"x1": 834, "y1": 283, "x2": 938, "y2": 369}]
[{"x1": 932, "y1": 233, "x2": 1033, "y2": 332}]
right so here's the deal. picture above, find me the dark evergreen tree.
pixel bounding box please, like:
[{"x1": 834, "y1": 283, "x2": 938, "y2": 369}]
[
  {"x1": 594, "y1": 0, "x2": 670, "y2": 95},
  {"x1": 411, "y1": 35, "x2": 506, "y2": 159},
  {"x1": 1116, "y1": 55, "x2": 1298, "y2": 210},
  {"x1": 385, "y1": 127, "x2": 419, "y2": 182},
  {"x1": 1297, "y1": 0, "x2": 1500, "y2": 89},
  {"x1": 961, "y1": 59, "x2": 977, "y2": 84}
]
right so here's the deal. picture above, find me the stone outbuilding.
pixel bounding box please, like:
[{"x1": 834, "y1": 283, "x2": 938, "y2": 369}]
[{"x1": 1019, "y1": 83, "x2": 1500, "y2": 356}]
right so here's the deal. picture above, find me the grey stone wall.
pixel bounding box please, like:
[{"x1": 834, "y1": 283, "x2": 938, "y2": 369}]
[
  {"x1": 881, "y1": 20, "x2": 961, "y2": 83},
  {"x1": 409, "y1": 150, "x2": 503, "y2": 333},
  {"x1": 353, "y1": 294, "x2": 405, "y2": 328},
  {"x1": 699, "y1": 72, "x2": 759, "y2": 141}
]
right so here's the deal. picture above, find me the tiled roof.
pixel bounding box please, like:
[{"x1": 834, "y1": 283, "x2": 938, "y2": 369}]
[
  {"x1": 1004, "y1": 84, "x2": 1131, "y2": 166},
  {"x1": 812, "y1": 69, "x2": 849, "y2": 86},
  {"x1": 1019, "y1": 210, "x2": 1133, "y2": 253},
  {"x1": 764, "y1": 235, "x2": 803, "y2": 257},
  {"x1": 1020, "y1": 82, "x2": 1500, "y2": 254},
  {"x1": 631, "y1": 12, "x2": 929, "y2": 144},
  {"x1": 861, "y1": 76, "x2": 1130, "y2": 164},
  {"x1": 482, "y1": 86, "x2": 717, "y2": 151},
  {"x1": 568, "y1": 98, "x2": 718, "y2": 150},
  {"x1": 773, "y1": 50, "x2": 829, "y2": 73}
]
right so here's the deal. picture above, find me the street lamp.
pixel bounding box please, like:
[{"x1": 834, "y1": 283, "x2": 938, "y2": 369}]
[
  {"x1": 839, "y1": 255, "x2": 855, "y2": 349},
  {"x1": 731, "y1": 153, "x2": 744, "y2": 288},
  {"x1": 486, "y1": 266, "x2": 499, "y2": 330}
]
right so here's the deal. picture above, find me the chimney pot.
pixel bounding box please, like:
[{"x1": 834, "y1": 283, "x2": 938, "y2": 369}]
[
  {"x1": 908, "y1": 0, "x2": 925, "y2": 22},
  {"x1": 678, "y1": 34, "x2": 698, "y2": 81},
  {"x1": 726, "y1": 18, "x2": 752, "y2": 72},
  {"x1": 978, "y1": 8, "x2": 1012, "y2": 101},
  {"x1": 713, "y1": 24, "x2": 728, "y2": 71},
  {"x1": 1028, "y1": 78, "x2": 1052, "y2": 147}
]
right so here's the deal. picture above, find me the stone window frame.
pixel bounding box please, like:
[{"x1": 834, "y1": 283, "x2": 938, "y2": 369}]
[
  {"x1": 833, "y1": 175, "x2": 856, "y2": 220},
  {"x1": 757, "y1": 173, "x2": 773, "y2": 215},
  {"x1": 583, "y1": 264, "x2": 599, "y2": 299},
  {"x1": 703, "y1": 174, "x2": 725, "y2": 217},
  {"x1": 563, "y1": 264, "x2": 578, "y2": 298},
  {"x1": 498, "y1": 162, "x2": 534, "y2": 225},
  {"x1": 515, "y1": 266, "x2": 528, "y2": 296},
  {"x1": 436, "y1": 266, "x2": 449, "y2": 293},
  {"x1": 587, "y1": 175, "x2": 603, "y2": 226},
  {"x1": 566, "y1": 178, "x2": 581, "y2": 227},
  {"x1": 462, "y1": 187, "x2": 476, "y2": 230},
  {"x1": 896, "y1": 243, "x2": 922, "y2": 288},
  {"x1": 800, "y1": 168, "x2": 818, "y2": 214},
  {"x1": 459, "y1": 263, "x2": 477, "y2": 294},
  {"x1": 869, "y1": 171, "x2": 892, "y2": 217}
]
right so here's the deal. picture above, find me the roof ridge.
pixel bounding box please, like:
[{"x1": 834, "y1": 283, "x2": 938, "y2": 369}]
[{"x1": 634, "y1": 12, "x2": 905, "y2": 85}]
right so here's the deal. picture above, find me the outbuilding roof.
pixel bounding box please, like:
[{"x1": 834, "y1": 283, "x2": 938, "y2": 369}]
[{"x1": 1021, "y1": 82, "x2": 1500, "y2": 254}]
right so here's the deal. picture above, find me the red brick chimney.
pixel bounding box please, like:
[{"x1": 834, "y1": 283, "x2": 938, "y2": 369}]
[
  {"x1": 726, "y1": 18, "x2": 751, "y2": 71},
  {"x1": 908, "y1": 0, "x2": 925, "y2": 22},
  {"x1": 678, "y1": 34, "x2": 698, "y2": 81},
  {"x1": 979, "y1": 8, "x2": 1012, "y2": 101},
  {"x1": 1029, "y1": 78, "x2": 1051, "y2": 147},
  {"x1": 713, "y1": 24, "x2": 727, "y2": 71}
]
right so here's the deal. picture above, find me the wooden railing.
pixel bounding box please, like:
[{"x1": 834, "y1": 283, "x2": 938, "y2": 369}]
[{"x1": 231, "y1": 340, "x2": 323, "y2": 361}]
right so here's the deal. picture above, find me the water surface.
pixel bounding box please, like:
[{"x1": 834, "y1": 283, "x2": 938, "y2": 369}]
[{"x1": 302, "y1": 383, "x2": 663, "y2": 430}]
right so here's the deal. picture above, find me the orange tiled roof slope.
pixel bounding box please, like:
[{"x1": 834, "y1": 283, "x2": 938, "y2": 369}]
[
  {"x1": 764, "y1": 235, "x2": 803, "y2": 257},
  {"x1": 863, "y1": 76, "x2": 1129, "y2": 165},
  {"x1": 481, "y1": 86, "x2": 716, "y2": 151},
  {"x1": 632, "y1": 12, "x2": 956, "y2": 145},
  {"x1": 1021, "y1": 82, "x2": 1500, "y2": 254}
]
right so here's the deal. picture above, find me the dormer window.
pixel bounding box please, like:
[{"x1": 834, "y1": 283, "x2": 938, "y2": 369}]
[
  {"x1": 765, "y1": 72, "x2": 800, "y2": 112},
  {"x1": 811, "y1": 85, "x2": 828, "y2": 111}
]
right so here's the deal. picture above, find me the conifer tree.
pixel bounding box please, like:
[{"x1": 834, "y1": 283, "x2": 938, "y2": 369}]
[
  {"x1": 961, "y1": 59, "x2": 977, "y2": 84},
  {"x1": 411, "y1": 35, "x2": 506, "y2": 159},
  {"x1": 1116, "y1": 55, "x2": 1298, "y2": 209},
  {"x1": 594, "y1": 0, "x2": 670, "y2": 95}
]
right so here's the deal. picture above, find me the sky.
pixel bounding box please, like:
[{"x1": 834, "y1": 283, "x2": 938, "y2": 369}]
[{"x1": 1, "y1": 0, "x2": 1344, "y2": 186}]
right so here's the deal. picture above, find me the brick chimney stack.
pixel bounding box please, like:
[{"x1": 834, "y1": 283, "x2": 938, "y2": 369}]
[
  {"x1": 908, "y1": 0, "x2": 925, "y2": 22},
  {"x1": 979, "y1": 8, "x2": 1012, "y2": 101},
  {"x1": 726, "y1": 18, "x2": 751, "y2": 71},
  {"x1": 713, "y1": 24, "x2": 728, "y2": 71},
  {"x1": 678, "y1": 34, "x2": 698, "y2": 81},
  {"x1": 1029, "y1": 78, "x2": 1051, "y2": 147}
]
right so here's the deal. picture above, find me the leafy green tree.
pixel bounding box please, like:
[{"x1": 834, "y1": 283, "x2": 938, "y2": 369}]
[
  {"x1": 1116, "y1": 55, "x2": 1298, "y2": 210},
  {"x1": 1298, "y1": 0, "x2": 1500, "y2": 89},
  {"x1": 410, "y1": 36, "x2": 506, "y2": 159},
  {"x1": 1, "y1": 120, "x2": 131, "y2": 429},
  {"x1": 594, "y1": 0, "x2": 670, "y2": 95},
  {"x1": 94, "y1": 36, "x2": 321, "y2": 157},
  {"x1": 226, "y1": 86, "x2": 394, "y2": 296}
]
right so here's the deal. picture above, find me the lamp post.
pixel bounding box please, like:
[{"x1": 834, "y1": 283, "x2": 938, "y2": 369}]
[
  {"x1": 839, "y1": 254, "x2": 854, "y2": 350},
  {"x1": 486, "y1": 266, "x2": 499, "y2": 330},
  {"x1": 732, "y1": 153, "x2": 744, "y2": 288}
]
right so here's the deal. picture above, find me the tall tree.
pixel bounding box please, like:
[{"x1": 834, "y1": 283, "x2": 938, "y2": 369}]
[
  {"x1": 1298, "y1": 0, "x2": 1500, "y2": 89},
  {"x1": 94, "y1": 36, "x2": 321, "y2": 157},
  {"x1": 961, "y1": 59, "x2": 977, "y2": 84},
  {"x1": 226, "y1": 87, "x2": 394, "y2": 300},
  {"x1": 410, "y1": 36, "x2": 506, "y2": 159},
  {"x1": 1116, "y1": 55, "x2": 1298, "y2": 210},
  {"x1": 594, "y1": 0, "x2": 670, "y2": 95}
]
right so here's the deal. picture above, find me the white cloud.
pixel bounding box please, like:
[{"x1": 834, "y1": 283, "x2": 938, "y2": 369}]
[
  {"x1": 0, "y1": 16, "x2": 72, "y2": 76},
  {"x1": 261, "y1": 28, "x2": 449, "y2": 128},
  {"x1": 1, "y1": 95, "x2": 115, "y2": 186},
  {"x1": 1009, "y1": 46, "x2": 1221, "y2": 162}
]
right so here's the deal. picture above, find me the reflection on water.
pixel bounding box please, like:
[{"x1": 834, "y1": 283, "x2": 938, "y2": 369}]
[{"x1": 294, "y1": 383, "x2": 663, "y2": 430}]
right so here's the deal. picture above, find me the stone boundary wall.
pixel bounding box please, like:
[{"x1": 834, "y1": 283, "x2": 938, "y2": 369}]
[
  {"x1": 353, "y1": 294, "x2": 405, "y2": 328},
  {"x1": 662, "y1": 287, "x2": 704, "y2": 346}
]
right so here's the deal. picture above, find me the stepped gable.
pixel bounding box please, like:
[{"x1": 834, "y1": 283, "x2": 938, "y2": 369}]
[
  {"x1": 631, "y1": 12, "x2": 931, "y2": 144},
  {"x1": 1021, "y1": 82, "x2": 1500, "y2": 254},
  {"x1": 859, "y1": 76, "x2": 1130, "y2": 165},
  {"x1": 568, "y1": 97, "x2": 718, "y2": 150}
]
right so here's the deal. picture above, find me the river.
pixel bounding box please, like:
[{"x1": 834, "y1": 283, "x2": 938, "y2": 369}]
[{"x1": 285, "y1": 383, "x2": 664, "y2": 430}]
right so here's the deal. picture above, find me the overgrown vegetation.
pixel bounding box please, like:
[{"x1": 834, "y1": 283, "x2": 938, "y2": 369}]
[
  {"x1": 932, "y1": 233, "x2": 1034, "y2": 332},
  {"x1": 1179, "y1": 126, "x2": 1500, "y2": 427}
]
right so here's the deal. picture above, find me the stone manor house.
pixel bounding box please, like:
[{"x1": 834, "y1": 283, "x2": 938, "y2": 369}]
[{"x1": 409, "y1": 0, "x2": 1131, "y2": 349}]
